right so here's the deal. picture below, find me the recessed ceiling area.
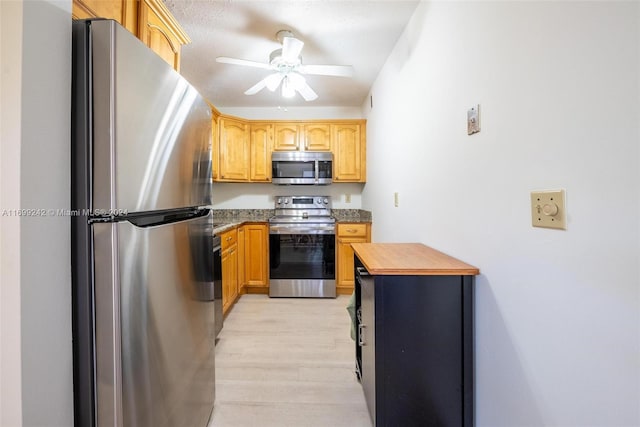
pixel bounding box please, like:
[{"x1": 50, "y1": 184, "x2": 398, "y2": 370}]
[{"x1": 165, "y1": 0, "x2": 420, "y2": 108}]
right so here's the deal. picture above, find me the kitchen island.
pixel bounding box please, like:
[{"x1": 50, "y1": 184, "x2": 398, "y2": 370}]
[{"x1": 352, "y1": 243, "x2": 479, "y2": 427}]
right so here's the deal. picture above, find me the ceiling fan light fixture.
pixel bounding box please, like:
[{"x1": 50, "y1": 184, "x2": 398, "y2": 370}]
[{"x1": 281, "y1": 76, "x2": 296, "y2": 98}]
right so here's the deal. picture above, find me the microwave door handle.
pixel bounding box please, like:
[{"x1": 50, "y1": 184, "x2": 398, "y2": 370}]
[{"x1": 314, "y1": 160, "x2": 319, "y2": 184}]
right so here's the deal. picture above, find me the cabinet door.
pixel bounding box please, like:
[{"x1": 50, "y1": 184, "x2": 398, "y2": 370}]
[
  {"x1": 222, "y1": 244, "x2": 238, "y2": 315},
  {"x1": 219, "y1": 118, "x2": 250, "y2": 181},
  {"x1": 250, "y1": 124, "x2": 273, "y2": 181},
  {"x1": 273, "y1": 123, "x2": 301, "y2": 151},
  {"x1": 237, "y1": 226, "x2": 245, "y2": 293},
  {"x1": 337, "y1": 237, "x2": 365, "y2": 288},
  {"x1": 221, "y1": 248, "x2": 231, "y2": 314},
  {"x1": 229, "y1": 244, "x2": 238, "y2": 303},
  {"x1": 336, "y1": 223, "x2": 370, "y2": 294},
  {"x1": 138, "y1": 0, "x2": 190, "y2": 72},
  {"x1": 244, "y1": 224, "x2": 269, "y2": 288},
  {"x1": 303, "y1": 123, "x2": 331, "y2": 151},
  {"x1": 333, "y1": 123, "x2": 365, "y2": 182},
  {"x1": 72, "y1": 0, "x2": 137, "y2": 34}
]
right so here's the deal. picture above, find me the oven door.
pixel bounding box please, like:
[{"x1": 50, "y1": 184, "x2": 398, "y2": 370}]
[{"x1": 269, "y1": 225, "x2": 336, "y2": 297}]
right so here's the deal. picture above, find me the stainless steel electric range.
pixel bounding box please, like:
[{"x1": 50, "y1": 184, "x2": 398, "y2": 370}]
[{"x1": 268, "y1": 196, "x2": 336, "y2": 298}]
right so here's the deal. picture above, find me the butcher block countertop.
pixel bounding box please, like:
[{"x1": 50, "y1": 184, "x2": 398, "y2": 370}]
[{"x1": 351, "y1": 243, "x2": 479, "y2": 276}]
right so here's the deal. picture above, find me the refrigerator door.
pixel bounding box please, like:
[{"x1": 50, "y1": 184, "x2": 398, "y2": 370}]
[
  {"x1": 90, "y1": 20, "x2": 212, "y2": 213},
  {"x1": 92, "y1": 212, "x2": 216, "y2": 427}
]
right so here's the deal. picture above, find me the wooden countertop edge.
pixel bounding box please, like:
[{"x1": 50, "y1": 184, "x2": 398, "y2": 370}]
[
  {"x1": 352, "y1": 242, "x2": 479, "y2": 276},
  {"x1": 363, "y1": 267, "x2": 479, "y2": 276}
]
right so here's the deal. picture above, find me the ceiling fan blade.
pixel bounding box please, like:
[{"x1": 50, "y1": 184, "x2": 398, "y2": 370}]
[
  {"x1": 265, "y1": 73, "x2": 284, "y2": 91},
  {"x1": 245, "y1": 73, "x2": 284, "y2": 95},
  {"x1": 244, "y1": 79, "x2": 268, "y2": 95},
  {"x1": 298, "y1": 64, "x2": 354, "y2": 77},
  {"x1": 290, "y1": 75, "x2": 318, "y2": 101},
  {"x1": 216, "y1": 57, "x2": 272, "y2": 70},
  {"x1": 297, "y1": 83, "x2": 318, "y2": 101},
  {"x1": 281, "y1": 37, "x2": 304, "y2": 62}
]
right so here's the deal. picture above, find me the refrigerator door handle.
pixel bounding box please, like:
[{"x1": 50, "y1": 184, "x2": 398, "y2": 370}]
[
  {"x1": 125, "y1": 207, "x2": 209, "y2": 228},
  {"x1": 89, "y1": 207, "x2": 210, "y2": 227}
]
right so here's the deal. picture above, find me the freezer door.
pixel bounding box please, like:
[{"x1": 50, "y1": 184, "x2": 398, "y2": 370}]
[
  {"x1": 90, "y1": 20, "x2": 212, "y2": 213},
  {"x1": 93, "y1": 213, "x2": 215, "y2": 427}
]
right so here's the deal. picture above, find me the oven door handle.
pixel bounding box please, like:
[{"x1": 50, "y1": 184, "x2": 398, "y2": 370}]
[{"x1": 269, "y1": 225, "x2": 335, "y2": 235}]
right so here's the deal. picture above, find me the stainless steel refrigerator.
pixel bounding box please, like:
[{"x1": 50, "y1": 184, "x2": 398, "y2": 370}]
[{"x1": 71, "y1": 19, "x2": 216, "y2": 427}]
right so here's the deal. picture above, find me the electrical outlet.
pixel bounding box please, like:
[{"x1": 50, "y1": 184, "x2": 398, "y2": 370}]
[
  {"x1": 345, "y1": 194, "x2": 351, "y2": 203},
  {"x1": 394, "y1": 192, "x2": 399, "y2": 207},
  {"x1": 531, "y1": 189, "x2": 566, "y2": 230}
]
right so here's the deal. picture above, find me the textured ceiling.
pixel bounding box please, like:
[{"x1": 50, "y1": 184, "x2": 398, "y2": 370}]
[{"x1": 165, "y1": 0, "x2": 420, "y2": 108}]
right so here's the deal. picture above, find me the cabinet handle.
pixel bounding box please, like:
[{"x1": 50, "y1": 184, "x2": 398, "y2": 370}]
[
  {"x1": 347, "y1": 228, "x2": 357, "y2": 233},
  {"x1": 358, "y1": 324, "x2": 366, "y2": 346}
]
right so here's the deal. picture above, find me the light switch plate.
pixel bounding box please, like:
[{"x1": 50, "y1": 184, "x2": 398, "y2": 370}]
[
  {"x1": 467, "y1": 105, "x2": 480, "y2": 135},
  {"x1": 531, "y1": 189, "x2": 566, "y2": 230}
]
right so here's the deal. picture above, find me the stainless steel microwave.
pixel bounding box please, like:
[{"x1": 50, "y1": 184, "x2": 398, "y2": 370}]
[{"x1": 272, "y1": 151, "x2": 333, "y2": 185}]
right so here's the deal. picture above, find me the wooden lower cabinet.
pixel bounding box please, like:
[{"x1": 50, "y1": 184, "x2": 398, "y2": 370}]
[
  {"x1": 221, "y1": 223, "x2": 269, "y2": 314},
  {"x1": 237, "y1": 226, "x2": 246, "y2": 294},
  {"x1": 242, "y1": 223, "x2": 269, "y2": 293},
  {"x1": 221, "y1": 228, "x2": 238, "y2": 315},
  {"x1": 336, "y1": 223, "x2": 371, "y2": 295}
]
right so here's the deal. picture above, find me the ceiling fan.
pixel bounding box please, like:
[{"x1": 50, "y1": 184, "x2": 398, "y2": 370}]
[{"x1": 216, "y1": 30, "x2": 354, "y2": 102}]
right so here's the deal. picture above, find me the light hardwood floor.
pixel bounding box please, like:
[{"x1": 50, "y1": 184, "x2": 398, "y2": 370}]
[{"x1": 208, "y1": 294, "x2": 372, "y2": 427}]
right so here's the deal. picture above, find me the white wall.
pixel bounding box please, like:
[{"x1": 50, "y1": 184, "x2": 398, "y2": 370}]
[
  {"x1": 0, "y1": 0, "x2": 73, "y2": 425},
  {"x1": 363, "y1": 1, "x2": 639, "y2": 425},
  {"x1": 213, "y1": 105, "x2": 366, "y2": 209},
  {"x1": 213, "y1": 182, "x2": 364, "y2": 209},
  {"x1": 1, "y1": 2, "x2": 24, "y2": 425}
]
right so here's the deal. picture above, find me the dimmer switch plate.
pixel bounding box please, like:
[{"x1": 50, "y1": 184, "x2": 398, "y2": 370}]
[
  {"x1": 467, "y1": 105, "x2": 480, "y2": 135},
  {"x1": 531, "y1": 190, "x2": 566, "y2": 230}
]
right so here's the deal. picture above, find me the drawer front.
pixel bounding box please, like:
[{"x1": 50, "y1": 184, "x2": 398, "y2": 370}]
[
  {"x1": 337, "y1": 223, "x2": 368, "y2": 237},
  {"x1": 220, "y1": 228, "x2": 237, "y2": 251}
]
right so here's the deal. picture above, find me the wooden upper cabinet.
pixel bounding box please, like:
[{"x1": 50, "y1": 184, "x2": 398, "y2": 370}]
[
  {"x1": 138, "y1": 0, "x2": 190, "y2": 72},
  {"x1": 250, "y1": 124, "x2": 273, "y2": 182},
  {"x1": 72, "y1": 0, "x2": 189, "y2": 72},
  {"x1": 333, "y1": 123, "x2": 366, "y2": 182},
  {"x1": 219, "y1": 118, "x2": 250, "y2": 181},
  {"x1": 213, "y1": 116, "x2": 366, "y2": 183},
  {"x1": 303, "y1": 123, "x2": 332, "y2": 151},
  {"x1": 72, "y1": 0, "x2": 138, "y2": 34},
  {"x1": 273, "y1": 123, "x2": 301, "y2": 151}
]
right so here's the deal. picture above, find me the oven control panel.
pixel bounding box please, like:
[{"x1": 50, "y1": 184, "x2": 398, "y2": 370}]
[{"x1": 275, "y1": 196, "x2": 331, "y2": 209}]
